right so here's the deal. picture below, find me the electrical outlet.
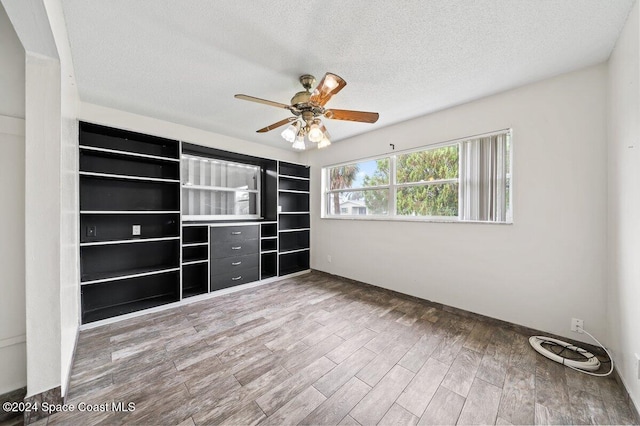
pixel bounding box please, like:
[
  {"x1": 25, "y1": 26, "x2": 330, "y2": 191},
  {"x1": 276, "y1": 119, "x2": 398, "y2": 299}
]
[
  {"x1": 86, "y1": 226, "x2": 97, "y2": 237},
  {"x1": 327, "y1": 255, "x2": 332, "y2": 263},
  {"x1": 571, "y1": 318, "x2": 584, "y2": 333},
  {"x1": 132, "y1": 225, "x2": 141, "y2": 236}
]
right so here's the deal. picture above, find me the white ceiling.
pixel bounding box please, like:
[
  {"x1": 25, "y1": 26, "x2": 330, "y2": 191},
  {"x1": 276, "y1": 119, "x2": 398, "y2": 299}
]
[{"x1": 60, "y1": 0, "x2": 634, "y2": 150}]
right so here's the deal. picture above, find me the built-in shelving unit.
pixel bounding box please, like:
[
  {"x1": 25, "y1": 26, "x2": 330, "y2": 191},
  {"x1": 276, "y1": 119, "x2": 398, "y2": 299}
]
[
  {"x1": 278, "y1": 162, "x2": 311, "y2": 276},
  {"x1": 79, "y1": 122, "x2": 181, "y2": 324},
  {"x1": 78, "y1": 124, "x2": 312, "y2": 325},
  {"x1": 181, "y1": 225, "x2": 209, "y2": 298}
]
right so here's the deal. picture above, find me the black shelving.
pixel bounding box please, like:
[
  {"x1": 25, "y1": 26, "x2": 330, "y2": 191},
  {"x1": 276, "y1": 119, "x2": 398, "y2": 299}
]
[
  {"x1": 79, "y1": 122, "x2": 180, "y2": 324},
  {"x1": 261, "y1": 252, "x2": 277, "y2": 279},
  {"x1": 279, "y1": 251, "x2": 310, "y2": 276},
  {"x1": 183, "y1": 226, "x2": 208, "y2": 244},
  {"x1": 81, "y1": 270, "x2": 179, "y2": 323},
  {"x1": 80, "y1": 176, "x2": 179, "y2": 211},
  {"x1": 261, "y1": 223, "x2": 277, "y2": 238},
  {"x1": 261, "y1": 238, "x2": 277, "y2": 252},
  {"x1": 279, "y1": 214, "x2": 310, "y2": 231},
  {"x1": 182, "y1": 263, "x2": 208, "y2": 298},
  {"x1": 80, "y1": 213, "x2": 179, "y2": 243},
  {"x1": 182, "y1": 225, "x2": 209, "y2": 298},
  {"x1": 80, "y1": 148, "x2": 179, "y2": 180},
  {"x1": 278, "y1": 162, "x2": 310, "y2": 276},
  {"x1": 183, "y1": 245, "x2": 208, "y2": 262}
]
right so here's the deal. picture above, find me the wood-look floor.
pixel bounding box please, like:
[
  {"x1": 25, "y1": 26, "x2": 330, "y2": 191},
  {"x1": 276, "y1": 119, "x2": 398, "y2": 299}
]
[{"x1": 40, "y1": 272, "x2": 637, "y2": 425}]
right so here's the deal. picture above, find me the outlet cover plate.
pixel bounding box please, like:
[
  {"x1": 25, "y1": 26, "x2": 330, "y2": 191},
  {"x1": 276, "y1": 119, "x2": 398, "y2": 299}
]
[
  {"x1": 571, "y1": 318, "x2": 584, "y2": 332},
  {"x1": 132, "y1": 225, "x2": 141, "y2": 236}
]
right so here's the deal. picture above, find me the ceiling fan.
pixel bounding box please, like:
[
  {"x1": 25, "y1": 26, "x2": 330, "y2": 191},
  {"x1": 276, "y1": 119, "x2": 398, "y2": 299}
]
[{"x1": 235, "y1": 73, "x2": 379, "y2": 150}]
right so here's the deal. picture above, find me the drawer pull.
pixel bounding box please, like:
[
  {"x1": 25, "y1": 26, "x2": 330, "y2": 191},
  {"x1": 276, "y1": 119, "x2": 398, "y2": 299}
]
[
  {"x1": 231, "y1": 246, "x2": 242, "y2": 250},
  {"x1": 231, "y1": 231, "x2": 242, "y2": 235},
  {"x1": 232, "y1": 261, "x2": 242, "y2": 266},
  {"x1": 231, "y1": 276, "x2": 242, "y2": 281}
]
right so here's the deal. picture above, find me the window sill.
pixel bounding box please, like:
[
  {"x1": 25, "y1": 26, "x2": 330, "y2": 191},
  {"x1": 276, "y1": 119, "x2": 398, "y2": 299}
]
[{"x1": 320, "y1": 215, "x2": 513, "y2": 225}]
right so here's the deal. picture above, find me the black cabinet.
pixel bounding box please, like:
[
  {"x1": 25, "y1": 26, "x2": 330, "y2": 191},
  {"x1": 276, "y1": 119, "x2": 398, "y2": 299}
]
[
  {"x1": 278, "y1": 162, "x2": 311, "y2": 276},
  {"x1": 210, "y1": 224, "x2": 260, "y2": 291},
  {"x1": 79, "y1": 122, "x2": 181, "y2": 324}
]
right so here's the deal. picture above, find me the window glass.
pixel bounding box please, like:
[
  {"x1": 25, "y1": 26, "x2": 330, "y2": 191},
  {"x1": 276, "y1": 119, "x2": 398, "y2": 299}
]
[
  {"x1": 327, "y1": 189, "x2": 390, "y2": 216},
  {"x1": 396, "y1": 184, "x2": 459, "y2": 217},
  {"x1": 329, "y1": 159, "x2": 389, "y2": 190},
  {"x1": 396, "y1": 145, "x2": 458, "y2": 184}
]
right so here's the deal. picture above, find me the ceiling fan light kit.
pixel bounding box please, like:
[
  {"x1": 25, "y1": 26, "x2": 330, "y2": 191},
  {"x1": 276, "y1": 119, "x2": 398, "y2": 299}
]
[{"x1": 235, "y1": 72, "x2": 379, "y2": 150}]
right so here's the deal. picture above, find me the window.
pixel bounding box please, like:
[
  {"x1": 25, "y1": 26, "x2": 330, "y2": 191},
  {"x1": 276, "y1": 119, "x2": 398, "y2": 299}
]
[{"x1": 323, "y1": 130, "x2": 512, "y2": 223}]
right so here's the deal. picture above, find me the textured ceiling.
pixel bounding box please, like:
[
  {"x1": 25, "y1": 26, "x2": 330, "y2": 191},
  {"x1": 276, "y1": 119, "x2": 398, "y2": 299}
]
[{"x1": 60, "y1": 0, "x2": 634, "y2": 150}]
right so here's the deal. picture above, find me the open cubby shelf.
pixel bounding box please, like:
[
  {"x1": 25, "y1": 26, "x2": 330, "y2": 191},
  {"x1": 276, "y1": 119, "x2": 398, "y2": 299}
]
[
  {"x1": 279, "y1": 230, "x2": 310, "y2": 253},
  {"x1": 278, "y1": 192, "x2": 309, "y2": 213},
  {"x1": 261, "y1": 223, "x2": 277, "y2": 238},
  {"x1": 279, "y1": 214, "x2": 310, "y2": 231},
  {"x1": 80, "y1": 213, "x2": 179, "y2": 244},
  {"x1": 182, "y1": 262, "x2": 208, "y2": 298},
  {"x1": 80, "y1": 239, "x2": 180, "y2": 283},
  {"x1": 261, "y1": 238, "x2": 277, "y2": 252},
  {"x1": 279, "y1": 162, "x2": 310, "y2": 179},
  {"x1": 81, "y1": 270, "x2": 179, "y2": 323},
  {"x1": 278, "y1": 251, "x2": 310, "y2": 276},
  {"x1": 80, "y1": 176, "x2": 180, "y2": 211},
  {"x1": 279, "y1": 177, "x2": 309, "y2": 192},
  {"x1": 80, "y1": 148, "x2": 180, "y2": 180},
  {"x1": 261, "y1": 252, "x2": 277, "y2": 280},
  {"x1": 183, "y1": 245, "x2": 209, "y2": 262},
  {"x1": 80, "y1": 122, "x2": 180, "y2": 159}
]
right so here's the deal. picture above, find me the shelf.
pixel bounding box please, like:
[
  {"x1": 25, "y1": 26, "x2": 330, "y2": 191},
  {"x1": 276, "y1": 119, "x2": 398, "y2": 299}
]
[
  {"x1": 80, "y1": 236, "x2": 180, "y2": 247},
  {"x1": 260, "y1": 223, "x2": 278, "y2": 238},
  {"x1": 182, "y1": 242, "x2": 208, "y2": 247},
  {"x1": 261, "y1": 238, "x2": 277, "y2": 252},
  {"x1": 278, "y1": 174, "x2": 310, "y2": 181},
  {"x1": 182, "y1": 184, "x2": 258, "y2": 193},
  {"x1": 279, "y1": 214, "x2": 310, "y2": 231},
  {"x1": 79, "y1": 145, "x2": 180, "y2": 163},
  {"x1": 80, "y1": 171, "x2": 179, "y2": 183},
  {"x1": 182, "y1": 262, "x2": 208, "y2": 298},
  {"x1": 81, "y1": 240, "x2": 180, "y2": 284},
  {"x1": 80, "y1": 213, "x2": 179, "y2": 244},
  {"x1": 260, "y1": 249, "x2": 278, "y2": 254},
  {"x1": 182, "y1": 226, "x2": 209, "y2": 244},
  {"x1": 278, "y1": 250, "x2": 310, "y2": 276},
  {"x1": 261, "y1": 236, "x2": 278, "y2": 240},
  {"x1": 261, "y1": 252, "x2": 277, "y2": 280},
  {"x1": 278, "y1": 228, "x2": 310, "y2": 233},
  {"x1": 80, "y1": 122, "x2": 180, "y2": 159},
  {"x1": 80, "y1": 148, "x2": 180, "y2": 180},
  {"x1": 279, "y1": 229, "x2": 310, "y2": 253},
  {"x1": 182, "y1": 259, "x2": 208, "y2": 266},
  {"x1": 183, "y1": 244, "x2": 208, "y2": 263},
  {"x1": 279, "y1": 162, "x2": 310, "y2": 179},
  {"x1": 278, "y1": 211, "x2": 310, "y2": 215},
  {"x1": 80, "y1": 176, "x2": 180, "y2": 211},
  {"x1": 81, "y1": 211, "x2": 180, "y2": 214},
  {"x1": 81, "y1": 269, "x2": 180, "y2": 323},
  {"x1": 278, "y1": 247, "x2": 310, "y2": 255},
  {"x1": 81, "y1": 266, "x2": 181, "y2": 285},
  {"x1": 278, "y1": 189, "x2": 309, "y2": 194}
]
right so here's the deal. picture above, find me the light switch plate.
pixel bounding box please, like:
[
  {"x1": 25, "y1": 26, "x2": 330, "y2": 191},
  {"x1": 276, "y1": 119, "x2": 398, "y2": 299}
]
[{"x1": 132, "y1": 225, "x2": 141, "y2": 236}]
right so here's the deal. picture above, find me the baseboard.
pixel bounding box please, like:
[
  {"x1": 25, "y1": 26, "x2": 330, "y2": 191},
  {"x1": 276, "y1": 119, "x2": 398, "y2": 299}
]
[
  {"x1": 613, "y1": 368, "x2": 640, "y2": 425},
  {"x1": 0, "y1": 387, "x2": 26, "y2": 423}
]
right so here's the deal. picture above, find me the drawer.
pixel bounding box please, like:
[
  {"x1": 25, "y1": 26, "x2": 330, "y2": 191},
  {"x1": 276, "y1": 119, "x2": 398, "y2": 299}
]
[
  {"x1": 211, "y1": 253, "x2": 259, "y2": 277},
  {"x1": 210, "y1": 225, "x2": 259, "y2": 243},
  {"x1": 210, "y1": 267, "x2": 259, "y2": 292},
  {"x1": 211, "y1": 238, "x2": 259, "y2": 259}
]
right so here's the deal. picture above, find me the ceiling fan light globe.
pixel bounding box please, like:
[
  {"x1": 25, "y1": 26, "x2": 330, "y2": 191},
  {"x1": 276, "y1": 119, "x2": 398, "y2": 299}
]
[
  {"x1": 308, "y1": 124, "x2": 323, "y2": 142},
  {"x1": 281, "y1": 125, "x2": 297, "y2": 142},
  {"x1": 318, "y1": 135, "x2": 331, "y2": 149},
  {"x1": 292, "y1": 137, "x2": 306, "y2": 150}
]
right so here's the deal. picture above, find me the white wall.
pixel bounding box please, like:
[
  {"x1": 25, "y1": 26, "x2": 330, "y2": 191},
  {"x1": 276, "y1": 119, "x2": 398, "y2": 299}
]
[
  {"x1": 79, "y1": 103, "x2": 300, "y2": 164},
  {"x1": 607, "y1": 0, "x2": 640, "y2": 412},
  {"x1": 0, "y1": 3, "x2": 26, "y2": 396},
  {"x1": 45, "y1": 0, "x2": 80, "y2": 397},
  {"x1": 304, "y1": 64, "x2": 608, "y2": 343}
]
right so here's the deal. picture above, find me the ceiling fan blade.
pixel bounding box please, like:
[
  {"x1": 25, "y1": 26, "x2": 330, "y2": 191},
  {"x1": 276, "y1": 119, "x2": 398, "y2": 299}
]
[
  {"x1": 235, "y1": 94, "x2": 291, "y2": 110},
  {"x1": 324, "y1": 109, "x2": 379, "y2": 123},
  {"x1": 256, "y1": 117, "x2": 296, "y2": 133},
  {"x1": 309, "y1": 73, "x2": 347, "y2": 106}
]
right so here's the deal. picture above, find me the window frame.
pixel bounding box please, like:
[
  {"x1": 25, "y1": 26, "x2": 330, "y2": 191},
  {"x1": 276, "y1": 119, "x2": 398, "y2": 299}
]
[{"x1": 321, "y1": 129, "x2": 512, "y2": 224}]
